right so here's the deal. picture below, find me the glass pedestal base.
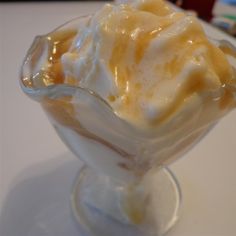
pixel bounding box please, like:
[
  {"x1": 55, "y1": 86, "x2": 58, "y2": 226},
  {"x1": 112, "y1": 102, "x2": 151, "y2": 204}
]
[{"x1": 71, "y1": 166, "x2": 181, "y2": 236}]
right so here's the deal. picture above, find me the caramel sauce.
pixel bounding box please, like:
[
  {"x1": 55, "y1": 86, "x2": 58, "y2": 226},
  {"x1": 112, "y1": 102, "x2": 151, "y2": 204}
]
[
  {"x1": 207, "y1": 42, "x2": 235, "y2": 85},
  {"x1": 219, "y1": 44, "x2": 236, "y2": 59},
  {"x1": 42, "y1": 96, "x2": 133, "y2": 160},
  {"x1": 109, "y1": 41, "x2": 130, "y2": 90},
  {"x1": 137, "y1": 0, "x2": 171, "y2": 16},
  {"x1": 118, "y1": 162, "x2": 131, "y2": 171},
  {"x1": 159, "y1": 41, "x2": 206, "y2": 78},
  {"x1": 41, "y1": 2, "x2": 236, "y2": 130},
  {"x1": 107, "y1": 2, "x2": 236, "y2": 125},
  {"x1": 206, "y1": 43, "x2": 236, "y2": 110},
  {"x1": 107, "y1": 9, "x2": 186, "y2": 122},
  {"x1": 65, "y1": 76, "x2": 77, "y2": 86},
  {"x1": 162, "y1": 56, "x2": 179, "y2": 77},
  {"x1": 47, "y1": 29, "x2": 77, "y2": 61},
  {"x1": 39, "y1": 29, "x2": 134, "y2": 160},
  {"x1": 108, "y1": 9, "x2": 183, "y2": 90},
  {"x1": 219, "y1": 88, "x2": 235, "y2": 110},
  {"x1": 122, "y1": 185, "x2": 150, "y2": 225},
  {"x1": 45, "y1": 29, "x2": 78, "y2": 85},
  {"x1": 22, "y1": 76, "x2": 33, "y2": 88},
  {"x1": 135, "y1": 30, "x2": 158, "y2": 64},
  {"x1": 108, "y1": 95, "x2": 116, "y2": 102},
  {"x1": 152, "y1": 39, "x2": 236, "y2": 124},
  {"x1": 151, "y1": 70, "x2": 208, "y2": 125}
]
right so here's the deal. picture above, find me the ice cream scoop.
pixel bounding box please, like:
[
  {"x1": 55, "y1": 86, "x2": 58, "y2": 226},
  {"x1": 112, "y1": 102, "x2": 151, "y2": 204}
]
[
  {"x1": 21, "y1": 0, "x2": 236, "y2": 181},
  {"x1": 61, "y1": 0, "x2": 236, "y2": 129}
]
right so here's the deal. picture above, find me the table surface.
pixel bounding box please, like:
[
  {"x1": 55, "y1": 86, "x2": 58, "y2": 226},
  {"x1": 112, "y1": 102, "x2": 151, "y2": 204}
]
[{"x1": 1, "y1": 2, "x2": 236, "y2": 236}]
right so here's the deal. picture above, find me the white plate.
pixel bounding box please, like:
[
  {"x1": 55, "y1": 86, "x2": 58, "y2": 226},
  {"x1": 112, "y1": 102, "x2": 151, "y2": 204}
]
[{"x1": 0, "y1": 2, "x2": 236, "y2": 236}]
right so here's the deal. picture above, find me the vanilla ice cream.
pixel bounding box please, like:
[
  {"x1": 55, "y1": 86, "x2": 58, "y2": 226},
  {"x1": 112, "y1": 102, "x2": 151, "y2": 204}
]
[
  {"x1": 29, "y1": 0, "x2": 236, "y2": 180},
  {"x1": 61, "y1": 0, "x2": 236, "y2": 129}
]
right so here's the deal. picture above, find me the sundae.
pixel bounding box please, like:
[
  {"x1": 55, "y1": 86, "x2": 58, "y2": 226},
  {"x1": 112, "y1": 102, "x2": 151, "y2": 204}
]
[
  {"x1": 61, "y1": 0, "x2": 236, "y2": 127},
  {"x1": 21, "y1": 0, "x2": 236, "y2": 234},
  {"x1": 29, "y1": 0, "x2": 236, "y2": 176}
]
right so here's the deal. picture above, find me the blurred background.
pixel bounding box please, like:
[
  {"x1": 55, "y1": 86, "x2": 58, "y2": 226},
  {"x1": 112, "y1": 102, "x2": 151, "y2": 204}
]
[
  {"x1": 169, "y1": 0, "x2": 236, "y2": 37},
  {"x1": 2, "y1": 0, "x2": 236, "y2": 36}
]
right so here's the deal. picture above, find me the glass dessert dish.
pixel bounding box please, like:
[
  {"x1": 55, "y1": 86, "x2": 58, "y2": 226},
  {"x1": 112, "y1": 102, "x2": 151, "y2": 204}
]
[{"x1": 20, "y1": 12, "x2": 236, "y2": 236}]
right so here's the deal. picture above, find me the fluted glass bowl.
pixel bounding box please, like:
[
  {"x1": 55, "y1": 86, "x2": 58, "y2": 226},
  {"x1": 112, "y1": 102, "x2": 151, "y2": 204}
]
[{"x1": 20, "y1": 15, "x2": 236, "y2": 236}]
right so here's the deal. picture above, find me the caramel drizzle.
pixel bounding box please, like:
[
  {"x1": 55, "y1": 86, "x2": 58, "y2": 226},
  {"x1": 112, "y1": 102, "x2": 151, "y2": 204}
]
[
  {"x1": 118, "y1": 162, "x2": 132, "y2": 171},
  {"x1": 217, "y1": 42, "x2": 236, "y2": 110},
  {"x1": 219, "y1": 42, "x2": 236, "y2": 59},
  {"x1": 45, "y1": 29, "x2": 78, "y2": 85},
  {"x1": 38, "y1": 14, "x2": 236, "y2": 135},
  {"x1": 32, "y1": 29, "x2": 134, "y2": 161},
  {"x1": 137, "y1": 0, "x2": 172, "y2": 16},
  {"x1": 108, "y1": 11, "x2": 182, "y2": 94},
  {"x1": 122, "y1": 183, "x2": 150, "y2": 225},
  {"x1": 107, "y1": 6, "x2": 236, "y2": 125},
  {"x1": 153, "y1": 40, "x2": 236, "y2": 125},
  {"x1": 219, "y1": 88, "x2": 235, "y2": 110},
  {"x1": 42, "y1": 97, "x2": 134, "y2": 160},
  {"x1": 151, "y1": 70, "x2": 207, "y2": 125}
]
